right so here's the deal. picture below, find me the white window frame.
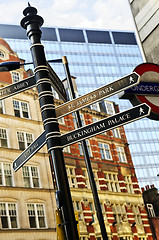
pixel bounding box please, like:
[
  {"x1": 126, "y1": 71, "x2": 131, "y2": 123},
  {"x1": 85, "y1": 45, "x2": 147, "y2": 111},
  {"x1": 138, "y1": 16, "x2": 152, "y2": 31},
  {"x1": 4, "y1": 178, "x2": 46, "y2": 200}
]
[
  {"x1": 90, "y1": 103, "x2": 100, "y2": 112},
  {"x1": 116, "y1": 145, "x2": 127, "y2": 163},
  {"x1": 92, "y1": 117, "x2": 98, "y2": 123},
  {"x1": 73, "y1": 201, "x2": 84, "y2": 221},
  {"x1": 66, "y1": 166, "x2": 77, "y2": 188},
  {"x1": 124, "y1": 176, "x2": 134, "y2": 193},
  {"x1": 0, "y1": 162, "x2": 13, "y2": 187},
  {"x1": 78, "y1": 140, "x2": 92, "y2": 157},
  {"x1": 63, "y1": 145, "x2": 71, "y2": 153},
  {"x1": 11, "y1": 71, "x2": 21, "y2": 83},
  {"x1": 58, "y1": 117, "x2": 65, "y2": 125},
  {"x1": 17, "y1": 131, "x2": 33, "y2": 150},
  {"x1": 73, "y1": 113, "x2": 85, "y2": 129},
  {"x1": 13, "y1": 100, "x2": 30, "y2": 119},
  {"x1": 22, "y1": 165, "x2": 40, "y2": 188},
  {"x1": 93, "y1": 170, "x2": 100, "y2": 190},
  {"x1": 104, "y1": 172, "x2": 120, "y2": 192},
  {"x1": 0, "y1": 202, "x2": 19, "y2": 229},
  {"x1": 146, "y1": 203, "x2": 155, "y2": 217},
  {"x1": 132, "y1": 205, "x2": 142, "y2": 225},
  {"x1": 104, "y1": 100, "x2": 115, "y2": 115},
  {"x1": 112, "y1": 204, "x2": 127, "y2": 224},
  {"x1": 89, "y1": 201, "x2": 97, "y2": 223},
  {"x1": 27, "y1": 203, "x2": 47, "y2": 229},
  {"x1": 0, "y1": 100, "x2": 5, "y2": 114},
  {"x1": 112, "y1": 128, "x2": 121, "y2": 138},
  {"x1": 0, "y1": 128, "x2": 8, "y2": 148},
  {"x1": 98, "y1": 142, "x2": 112, "y2": 160},
  {"x1": 52, "y1": 87, "x2": 59, "y2": 99},
  {"x1": 83, "y1": 169, "x2": 90, "y2": 189},
  {"x1": 80, "y1": 236, "x2": 89, "y2": 240}
]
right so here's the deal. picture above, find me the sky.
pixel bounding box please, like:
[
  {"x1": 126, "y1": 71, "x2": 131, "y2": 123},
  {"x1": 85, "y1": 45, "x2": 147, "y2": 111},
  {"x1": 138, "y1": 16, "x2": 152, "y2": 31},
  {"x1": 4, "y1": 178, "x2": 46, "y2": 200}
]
[{"x1": 0, "y1": 0, "x2": 136, "y2": 31}]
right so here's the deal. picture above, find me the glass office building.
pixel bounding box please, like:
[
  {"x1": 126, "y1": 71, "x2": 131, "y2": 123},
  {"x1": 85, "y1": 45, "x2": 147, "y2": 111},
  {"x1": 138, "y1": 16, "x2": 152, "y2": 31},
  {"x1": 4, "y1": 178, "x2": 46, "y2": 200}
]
[{"x1": 0, "y1": 24, "x2": 159, "y2": 189}]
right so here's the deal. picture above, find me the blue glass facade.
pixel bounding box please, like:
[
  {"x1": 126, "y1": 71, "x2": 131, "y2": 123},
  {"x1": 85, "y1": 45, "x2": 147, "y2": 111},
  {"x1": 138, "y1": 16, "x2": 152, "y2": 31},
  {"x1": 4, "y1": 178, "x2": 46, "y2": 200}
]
[{"x1": 0, "y1": 24, "x2": 159, "y2": 189}]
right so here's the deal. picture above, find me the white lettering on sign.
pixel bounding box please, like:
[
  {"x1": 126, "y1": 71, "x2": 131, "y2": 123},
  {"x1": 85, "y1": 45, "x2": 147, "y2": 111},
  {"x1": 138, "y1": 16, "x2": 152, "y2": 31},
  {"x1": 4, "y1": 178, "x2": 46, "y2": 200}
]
[
  {"x1": 66, "y1": 122, "x2": 105, "y2": 142},
  {"x1": 131, "y1": 85, "x2": 159, "y2": 92},
  {"x1": 0, "y1": 88, "x2": 11, "y2": 96},
  {"x1": 14, "y1": 81, "x2": 29, "y2": 91},
  {"x1": 67, "y1": 86, "x2": 114, "y2": 111},
  {"x1": 107, "y1": 113, "x2": 131, "y2": 126},
  {"x1": 98, "y1": 86, "x2": 114, "y2": 96}
]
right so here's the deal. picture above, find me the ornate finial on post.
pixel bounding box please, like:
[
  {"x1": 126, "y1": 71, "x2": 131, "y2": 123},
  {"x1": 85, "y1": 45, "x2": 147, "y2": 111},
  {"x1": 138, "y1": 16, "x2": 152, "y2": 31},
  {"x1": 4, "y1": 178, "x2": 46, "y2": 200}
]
[{"x1": 21, "y1": 4, "x2": 43, "y2": 31}]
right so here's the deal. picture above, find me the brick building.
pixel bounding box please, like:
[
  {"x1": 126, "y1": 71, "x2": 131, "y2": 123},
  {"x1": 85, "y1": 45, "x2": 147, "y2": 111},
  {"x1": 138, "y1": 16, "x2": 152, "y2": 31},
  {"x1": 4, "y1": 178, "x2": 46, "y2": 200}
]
[
  {"x1": 142, "y1": 185, "x2": 159, "y2": 240},
  {"x1": 0, "y1": 38, "x2": 153, "y2": 239}
]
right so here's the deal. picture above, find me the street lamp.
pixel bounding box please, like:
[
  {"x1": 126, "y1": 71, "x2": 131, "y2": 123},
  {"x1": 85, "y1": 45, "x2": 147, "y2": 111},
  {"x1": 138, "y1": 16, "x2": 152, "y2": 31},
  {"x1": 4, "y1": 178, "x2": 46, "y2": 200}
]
[{"x1": 0, "y1": 59, "x2": 62, "y2": 72}]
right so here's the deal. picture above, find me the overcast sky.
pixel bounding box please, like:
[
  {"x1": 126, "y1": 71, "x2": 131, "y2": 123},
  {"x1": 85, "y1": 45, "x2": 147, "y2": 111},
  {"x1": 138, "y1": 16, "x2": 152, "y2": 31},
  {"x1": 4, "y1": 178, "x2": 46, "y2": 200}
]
[{"x1": 0, "y1": 0, "x2": 135, "y2": 31}]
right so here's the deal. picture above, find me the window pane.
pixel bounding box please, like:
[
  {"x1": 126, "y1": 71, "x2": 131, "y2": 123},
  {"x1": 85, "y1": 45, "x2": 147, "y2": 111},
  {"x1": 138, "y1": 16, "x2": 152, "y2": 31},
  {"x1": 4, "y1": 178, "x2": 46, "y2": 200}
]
[
  {"x1": 1, "y1": 216, "x2": 8, "y2": 228},
  {"x1": 22, "y1": 166, "x2": 31, "y2": 188},
  {"x1": 37, "y1": 204, "x2": 46, "y2": 228},
  {"x1": 27, "y1": 204, "x2": 37, "y2": 228},
  {"x1": 4, "y1": 164, "x2": 12, "y2": 186},
  {"x1": 29, "y1": 216, "x2": 36, "y2": 228},
  {"x1": 31, "y1": 167, "x2": 39, "y2": 188},
  {"x1": 21, "y1": 102, "x2": 29, "y2": 118},
  {"x1": 0, "y1": 129, "x2": 8, "y2": 148},
  {"x1": 8, "y1": 204, "x2": 17, "y2": 228},
  {"x1": 0, "y1": 164, "x2": 2, "y2": 185}
]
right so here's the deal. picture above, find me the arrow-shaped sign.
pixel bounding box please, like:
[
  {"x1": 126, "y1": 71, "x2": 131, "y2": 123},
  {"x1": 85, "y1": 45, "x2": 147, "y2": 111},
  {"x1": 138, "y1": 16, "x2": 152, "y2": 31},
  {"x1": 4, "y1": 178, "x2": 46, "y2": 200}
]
[
  {"x1": 60, "y1": 103, "x2": 150, "y2": 148},
  {"x1": 47, "y1": 62, "x2": 67, "y2": 102},
  {"x1": 55, "y1": 72, "x2": 140, "y2": 119},
  {"x1": 13, "y1": 103, "x2": 150, "y2": 171},
  {"x1": 0, "y1": 75, "x2": 36, "y2": 100},
  {"x1": 0, "y1": 62, "x2": 67, "y2": 102},
  {"x1": 13, "y1": 131, "x2": 46, "y2": 171}
]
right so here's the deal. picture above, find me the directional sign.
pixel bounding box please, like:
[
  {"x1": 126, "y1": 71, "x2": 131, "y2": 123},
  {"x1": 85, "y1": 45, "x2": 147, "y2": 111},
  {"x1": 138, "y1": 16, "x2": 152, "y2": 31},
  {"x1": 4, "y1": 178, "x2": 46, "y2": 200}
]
[
  {"x1": 47, "y1": 62, "x2": 67, "y2": 102},
  {"x1": 55, "y1": 72, "x2": 140, "y2": 119},
  {"x1": 0, "y1": 75, "x2": 36, "y2": 100},
  {"x1": 13, "y1": 72, "x2": 140, "y2": 171},
  {"x1": 0, "y1": 63, "x2": 67, "y2": 102},
  {"x1": 60, "y1": 103, "x2": 151, "y2": 147},
  {"x1": 13, "y1": 132, "x2": 46, "y2": 171},
  {"x1": 13, "y1": 103, "x2": 150, "y2": 171},
  {"x1": 120, "y1": 63, "x2": 159, "y2": 120}
]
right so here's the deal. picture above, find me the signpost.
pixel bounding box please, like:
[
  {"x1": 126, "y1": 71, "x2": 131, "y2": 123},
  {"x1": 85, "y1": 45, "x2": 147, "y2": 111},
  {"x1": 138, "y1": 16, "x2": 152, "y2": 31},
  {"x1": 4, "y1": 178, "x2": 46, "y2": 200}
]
[
  {"x1": 21, "y1": 4, "x2": 79, "y2": 240},
  {"x1": 55, "y1": 72, "x2": 140, "y2": 118},
  {"x1": 120, "y1": 62, "x2": 159, "y2": 120},
  {"x1": 0, "y1": 4, "x2": 153, "y2": 240}
]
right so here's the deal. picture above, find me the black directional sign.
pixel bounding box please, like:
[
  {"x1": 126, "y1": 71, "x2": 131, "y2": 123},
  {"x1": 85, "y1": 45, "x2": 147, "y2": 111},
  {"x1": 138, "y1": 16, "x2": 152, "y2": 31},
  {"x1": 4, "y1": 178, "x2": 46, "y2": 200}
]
[
  {"x1": 55, "y1": 72, "x2": 140, "y2": 118},
  {"x1": 0, "y1": 63, "x2": 67, "y2": 102},
  {"x1": 60, "y1": 103, "x2": 150, "y2": 147},
  {"x1": 47, "y1": 62, "x2": 67, "y2": 102},
  {"x1": 0, "y1": 75, "x2": 36, "y2": 100},
  {"x1": 13, "y1": 132, "x2": 46, "y2": 171},
  {"x1": 13, "y1": 103, "x2": 150, "y2": 171}
]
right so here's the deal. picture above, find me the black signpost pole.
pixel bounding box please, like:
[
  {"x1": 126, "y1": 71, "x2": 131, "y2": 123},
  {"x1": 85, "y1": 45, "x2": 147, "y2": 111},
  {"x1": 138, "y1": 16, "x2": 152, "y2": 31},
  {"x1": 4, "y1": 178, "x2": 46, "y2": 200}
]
[
  {"x1": 20, "y1": 4, "x2": 79, "y2": 240},
  {"x1": 62, "y1": 56, "x2": 108, "y2": 240}
]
